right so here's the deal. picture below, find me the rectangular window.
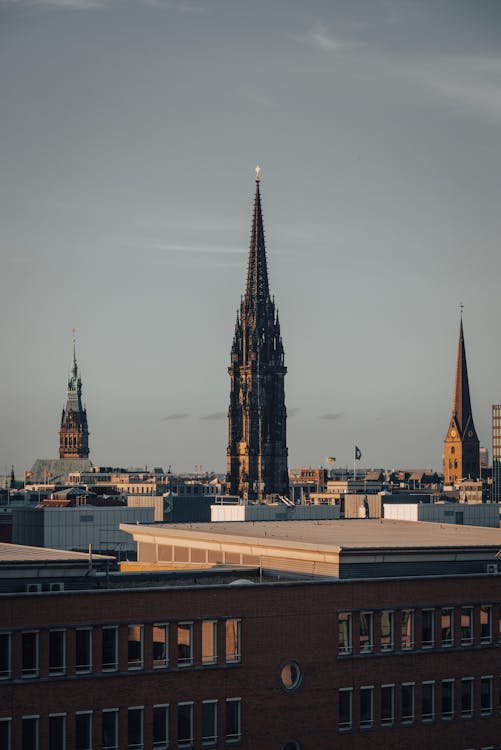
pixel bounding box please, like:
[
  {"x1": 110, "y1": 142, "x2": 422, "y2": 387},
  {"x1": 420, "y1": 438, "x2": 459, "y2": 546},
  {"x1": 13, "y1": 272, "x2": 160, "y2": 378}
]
[
  {"x1": 177, "y1": 622, "x2": 193, "y2": 667},
  {"x1": 380, "y1": 611, "x2": 393, "y2": 652},
  {"x1": 75, "y1": 629, "x2": 92, "y2": 673},
  {"x1": 359, "y1": 612, "x2": 373, "y2": 653},
  {"x1": 421, "y1": 609, "x2": 434, "y2": 648},
  {"x1": 128, "y1": 626, "x2": 143, "y2": 670},
  {"x1": 481, "y1": 676, "x2": 493, "y2": 715},
  {"x1": 441, "y1": 608, "x2": 453, "y2": 647},
  {"x1": 22, "y1": 716, "x2": 39, "y2": 750},
  {"x1": 461, "y1": 678, "x2": 474, "y2": 717},
  {"x1": 102, "y1": 627, "x2": 118, "y2": 671},
  {"x1": 153, "y1": 705, "x2": 168, "y2": 750},
  {"x1": 461, "y1": 607, "x2": 473, "y2": 645},
  {"x1": 441, "y1": 679, "x2": 454, "y2": 719},
  {"x1": 49, "y1": 714, "x2": 66, "y2": 750},
  {"x1": 381, "y1": 684, "x2": 394, "y2": 726},
  {"x1": 153, "y1": 624, "x2": 168, "y2": 669},
  {"x1": 480, "y1": 606, "x2": 492, "y2": 644},
  {"x1": 202, "y1": 621, "x2": 217, "y2": 665},
  {"x1": 226, "y1": 698, "x2": 241, "y2": 744},
  {"x1": 338, "y1": 613, "x2": 352, "y2": 655},
  {"x1": 102, "y1": 710, "x2": 118, "y2": 750},
  {"x1": 202, "y1": 700, "x2": 217, "y2": 746},
  {"x1": 225, "y1": 619, "x2": 241, "y2": 663},
  {"x1": 401, "y1": 683, "x2": 415, "y2": 723},
  {"x1": 75, "y1": 713, "x2": 92, "y2": 750},
  {"x1": 0, "y1": 719, "x2": 11, "y2": 750},
  {"x1": 49, "y1": 630, "x2": 66, "y2": 676},
  {"x1": 177, "y1": 703, "x2": 193, "y2": 748},
  {"x1": 401, "y1": 610, "x2": 414, "y2": 650},
  {"x1": 128, "y1": 707, "x2": 143, "y2": 750},
  {"x1": 359, "y1": 686, "x2": 373, "y2": 728},
  {"x1": 422, "y1": 681, "x2": 435, "y2": 722},
  {"x1": 0, "y1": 633, "x2": 11, "y2": 679},
  {"x1": 22, "y1": 632, "x2": 39, "y2": 678},
  {"x1": 339, "y1": 688, "x2": 352, "y2": 731}
]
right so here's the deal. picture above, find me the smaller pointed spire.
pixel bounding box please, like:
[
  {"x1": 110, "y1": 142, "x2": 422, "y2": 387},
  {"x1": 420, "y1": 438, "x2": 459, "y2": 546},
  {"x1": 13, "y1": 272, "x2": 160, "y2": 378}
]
[
  {"x1": 10, "y1": 465, "x2": 15, "y2": 489},
  {"x1": 452, "y1": 315, "x2": 473, "y2": 435}
]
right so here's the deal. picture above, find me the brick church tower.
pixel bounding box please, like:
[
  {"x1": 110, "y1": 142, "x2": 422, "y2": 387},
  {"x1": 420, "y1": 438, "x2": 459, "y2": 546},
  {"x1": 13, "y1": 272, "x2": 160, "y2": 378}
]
[
  {"x1": 227, "y1": 169, "x2": 289, "y2": 501},
  {"x1": 443, "y1": 316, "x2": 480, "y2": 485},
  {"x1": 59, "y1": 335, "x2": 89, "y2": 459}
]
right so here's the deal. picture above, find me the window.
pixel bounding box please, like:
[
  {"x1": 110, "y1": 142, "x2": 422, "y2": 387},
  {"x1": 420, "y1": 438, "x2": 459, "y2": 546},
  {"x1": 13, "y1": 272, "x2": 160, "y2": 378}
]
[
  {"x1": 102, "y1": 710, "x2": 118, "y2": 750},
  {"x1": 226, "y1": 698, "x2": 241, "y2": 744},
  {"x1": 76, "y1": 629, "x2": 92, "y2": 674},
  {"x1": 401, "y1": 683, "x2": 415, "y2": 723},
  {"x1": 0, "y1": 719, "x2": 11, "y2": 750},
  {"x1": 401, "y1": 610, "x2": 414, "y2": 649},
  {"x1": 22, "y1": 632, "x2": 38, "y2": 678},
  {"x1": 339, "y1": 688, "x2": 352, "y2": 731},
  {"x1": 102, "y1": 627, "x2": 118, "y2": 671},
  {"x1": 177, "y1": 623, "x2": 193, "y2": 667},
  {"x1": 22, "y1": 716, "x2": 39, "y2": 750},
  {"x1": 461, "y1": 607, "x2": 473, "y2": 645},
  {"x1": 128, "y1": 626, "x2": 143, "y2": 670},
  {"x1": 153, "y1": 705, "x2": 168, "y2": 750},
  {"x1": 202, "y1": 700, "x2": 218, "y2": 746},
  {"x1": 441, "y1": 679, "x2": 454, "y2": 719},
  {"x1": 225, "y1": 619, "x2": 241, "y2": 663},
  {"x1": 338, "y1": 613, "x2": 352, "y2": 654},
  {"x1": 461, "y1": 678, "x2": 474, "y2": 717},
  {"x1": 422, "y1": 681, "x2": 435, "y2": 722},
  {"x1": 75, "y1": 713, "x2": 92, "y2": 750},
  {"x1": 421, "y1": 609, "x2": 434, "y2": 648},
  {"x1": 49, "y1": 714, "x2": 65, "y2": 750},
  {"x1": 202, "y1": 621, "x2": 217, "y2": 665},
  {"x1": 280, "y1": 662, "x2": 302, "y2": 691},
  {"x1": 359, "y1": 686, "x2": 373, "y2": 728},
  {"x1": 380, "y1": 612, "x2": 393, "y2": 652},
  {"x1": 481, "y1": 676, "x2": 493, "y2": 715},
  {"x1": 381, "y1": 684, "x2": 394, "y2": 726},
  {"x1": 177, "y1": 703, "x2": 193, "y2": 747},
  {"x1": 480, "y1": 606, "x2": 492, "y2": 644},
  {"x1": 128, "y1": 707, "x2": 143, "y2": 750},
  {"x1": 359, "y1": 612, "x2": 373, "y2": 653},
  {"x1": 49, "y1": 630, "x2": 66, "y2": 675},
  {"x1": 441, "y1": 608, "x2": 453, "y2": 647},
  {"x1": 153, "y1": 624, "x2": 168, "y2": 669},
  {"x1": 0, "y1": 634, "x2": 10, "y2": 680}
]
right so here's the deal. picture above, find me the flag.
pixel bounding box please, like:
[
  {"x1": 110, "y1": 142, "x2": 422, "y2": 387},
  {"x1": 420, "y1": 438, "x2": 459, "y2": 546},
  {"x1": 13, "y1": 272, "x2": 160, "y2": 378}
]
[
  {"x1": 355, "y1": 446, "x2": 362, "y2": 460},
  {"x1": 45, "y1": 470, "x2": 52, "y2": 478},
  {"x1": 24, "y1": 470, "x2": 33, "y2": 479},
  {"x1": 326, "y1": 457, "x2": 336, "y2": 463}
]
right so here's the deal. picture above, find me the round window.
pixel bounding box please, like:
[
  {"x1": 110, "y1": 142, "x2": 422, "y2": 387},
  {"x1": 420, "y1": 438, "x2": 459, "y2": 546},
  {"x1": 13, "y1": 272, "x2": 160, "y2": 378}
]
[
  {"x1": 282, "y1": 742, "x2": 300, "y2": 750},
  {"x1": 280, "y1": 661, "x2": 302, "y2": 691}
]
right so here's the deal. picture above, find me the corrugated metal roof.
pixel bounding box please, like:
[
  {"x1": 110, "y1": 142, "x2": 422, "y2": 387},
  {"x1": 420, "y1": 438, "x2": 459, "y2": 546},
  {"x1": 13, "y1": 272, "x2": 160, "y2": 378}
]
[{"x1": 0, "y1": 542, "x2": 112, "y2": 563}]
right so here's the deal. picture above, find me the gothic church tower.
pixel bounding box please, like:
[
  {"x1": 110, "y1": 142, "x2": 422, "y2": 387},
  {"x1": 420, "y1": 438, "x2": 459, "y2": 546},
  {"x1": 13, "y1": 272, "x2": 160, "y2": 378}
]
[
  {"x1": 443, "y1": 317, "x2": 480, "y2": 484},
  {"x1": 227, "y1": 170, "x2": 288, "y2": 501},
  {"x1": 59, "y1": 336, "x2": 89, "y2": 459}
]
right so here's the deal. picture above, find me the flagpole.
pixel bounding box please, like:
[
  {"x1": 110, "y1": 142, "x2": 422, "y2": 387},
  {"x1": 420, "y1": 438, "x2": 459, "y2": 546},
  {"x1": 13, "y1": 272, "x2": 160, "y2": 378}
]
[{"x1": 353, "y1": 448, "x2": 356, "y2": 482}]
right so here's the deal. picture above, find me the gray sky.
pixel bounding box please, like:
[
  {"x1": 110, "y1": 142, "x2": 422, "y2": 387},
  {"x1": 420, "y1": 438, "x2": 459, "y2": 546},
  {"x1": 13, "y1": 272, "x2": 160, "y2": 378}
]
[{"x1": 2, "y1": 0, "x2": 501, "y2": 474}]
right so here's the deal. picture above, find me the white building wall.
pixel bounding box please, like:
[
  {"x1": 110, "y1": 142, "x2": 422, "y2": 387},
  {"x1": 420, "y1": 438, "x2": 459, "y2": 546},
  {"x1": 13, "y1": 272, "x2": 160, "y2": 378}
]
[
  {"x1": 211, "y1": 504, "x2": 340, "y2": 522},
  {"x1": 383, "y1": 503, "x2": 499, "y2": 528}
]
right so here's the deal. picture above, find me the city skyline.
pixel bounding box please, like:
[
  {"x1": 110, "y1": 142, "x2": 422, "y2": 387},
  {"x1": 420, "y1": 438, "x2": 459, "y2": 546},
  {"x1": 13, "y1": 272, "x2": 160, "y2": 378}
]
[{"x1": 2, "y1": 0, "x2": 501, "y2": 473}]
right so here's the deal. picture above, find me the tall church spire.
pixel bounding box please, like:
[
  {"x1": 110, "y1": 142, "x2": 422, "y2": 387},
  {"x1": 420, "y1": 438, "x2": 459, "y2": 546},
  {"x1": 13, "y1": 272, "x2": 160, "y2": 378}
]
[
  {"x1": 443, "y1": 315, "x2": 479, "y2": 485},
  {"x1": 59, "y1": 333, "x2": 89, "y2": 459},
  {"x1": 227, "y1": 170, "x2": 289, "y2": 501}
]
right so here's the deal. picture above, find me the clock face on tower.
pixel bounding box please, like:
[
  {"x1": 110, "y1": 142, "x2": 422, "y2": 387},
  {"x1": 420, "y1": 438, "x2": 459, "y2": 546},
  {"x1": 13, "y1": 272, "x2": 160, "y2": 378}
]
[
  {"x1": 450, "y1": 430, "x2": 456, "y2": 438},
  {"x1": 468, "y1": 430, "x2": 473, "y2": 437}
]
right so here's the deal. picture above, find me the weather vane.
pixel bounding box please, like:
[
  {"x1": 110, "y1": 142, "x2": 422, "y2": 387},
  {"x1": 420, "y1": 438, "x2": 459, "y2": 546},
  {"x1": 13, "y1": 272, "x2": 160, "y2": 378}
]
[{"x1": 255, "y1": 165, "x2": 260, "y2": 182}]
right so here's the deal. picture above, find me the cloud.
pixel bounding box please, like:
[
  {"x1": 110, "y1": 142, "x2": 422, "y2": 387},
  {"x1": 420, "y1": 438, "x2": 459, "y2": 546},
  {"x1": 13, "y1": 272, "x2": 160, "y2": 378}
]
[
  {"x1": 287, "y1": 407, "x2": 300, "y2": 417},
  {"x1": 386, "y1": 54, "x2": 501, "y2": 124},
  {"x1": 319, "y1": 412, "x2": 345, "y2": 420},
  {"x1": 200, "y1": 411, "x2": 226, "y2": 421},
  {"x1": 162, "y1": 413, "x2": 189, "y2": 420},
  {"x1": 290, "y1": 22, "x2": 362, "y2": 52}
]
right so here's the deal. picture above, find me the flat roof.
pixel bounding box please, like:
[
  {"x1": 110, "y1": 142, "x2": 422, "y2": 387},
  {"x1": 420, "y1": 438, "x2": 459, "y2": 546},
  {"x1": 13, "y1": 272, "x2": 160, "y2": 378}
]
[
  {"x1": 0, "y1": 542, "x2": 113, "y2": 564},
  {"x1": 130, "y1": 519, "x2": 501, "y2": 552}
]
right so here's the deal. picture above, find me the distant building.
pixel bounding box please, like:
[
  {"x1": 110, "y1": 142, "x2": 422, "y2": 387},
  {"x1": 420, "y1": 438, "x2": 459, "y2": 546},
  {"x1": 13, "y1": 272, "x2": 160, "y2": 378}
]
[
  {"x1": 59, "y1": 336, "x2": 89, "y2": 459},
  {"x1": 493, "y1": 405, "x2": 501, "y2": 503},
  {"x1": 443, "y1": 317, "x2": 480, "y2": 484},
  {"x1": 227, "y1": 171, "x2": 288, "y2": 501}
]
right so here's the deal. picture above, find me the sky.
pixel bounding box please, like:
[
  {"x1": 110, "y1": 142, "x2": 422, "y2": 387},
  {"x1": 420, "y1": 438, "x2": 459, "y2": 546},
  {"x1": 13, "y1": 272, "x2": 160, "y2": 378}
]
[{"x1": 1, "y1": 0, "x2": 501, "y2": 475}]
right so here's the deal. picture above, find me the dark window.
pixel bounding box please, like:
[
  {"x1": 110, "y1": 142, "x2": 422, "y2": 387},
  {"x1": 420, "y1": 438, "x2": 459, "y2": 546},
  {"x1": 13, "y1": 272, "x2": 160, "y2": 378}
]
[
  {"x1": 102, "y1": 627, "x2": 118, "y2": 671},
  {"x1": 0, "y1": 633, "x2": 11, "y2": 678},
  {"x1": 401, "y1": 684, "x2": 415, "y2": 723},
  {"x1": 421, "y1": 610, "x2": 434, "y2": 648},
  {"x1": 339, "y1": 689, "x2": 352, "y2": 730},
  {"x1": 75, "y1": 714, "x2": 92, "y2": 750},
  {"x1": 381, "y1": 685, "x2": 394, "y2": 725},
  {"x1": 481, "y1": 676, "x2": 493, "y2": 714},
  {"x1": 0, "y1": 719, "x2": 10, "y2": 750},
  {"x1": 153, "y1": 705, "x2": 168, "y2": 750},
  {"x1": 226, "y1": 699, "x2": 241, "y2": 743},
  {"x1": 102, "y1": 710, "x2": 118, "y2": 750},
  {"x1": 22, "y1": 717, "x2": 38, "y2": 750},
  {"x1": 128, "y1": 708, "x2": 143, "y2": 750},
  {"x1": 359, "y1": 687, "x2": 373, "y2": 727},
  {"x1": 177, "y1": 703, "x2": 193, "y2": 747},
  {"x1": 441, "y1": 680, "x2": 454, "y2": 719},
  {"x1": 461, "y1": 678, "x2": 473, "y2": 717},
  {"x1": 75, "y1": 629, "x2": 92, "y2": 673},
  {"x1": 21, "y1": 632, "x2": 38, "y2": 677},
  {"x1": 202, "y1": 701, "x2": 217, "y2": 745},
  {"x1": 49, "y1": 715, "x2": 65, "y2": 750},
  {"x1": 422, "y1": 682, "x2": 434, "y2": 721},
  {"x1": 49, "y1": 631, "x2": 65, "y2": 675}
]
